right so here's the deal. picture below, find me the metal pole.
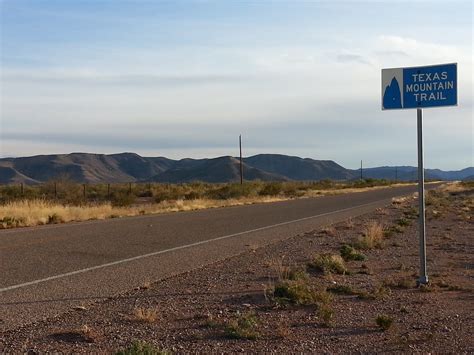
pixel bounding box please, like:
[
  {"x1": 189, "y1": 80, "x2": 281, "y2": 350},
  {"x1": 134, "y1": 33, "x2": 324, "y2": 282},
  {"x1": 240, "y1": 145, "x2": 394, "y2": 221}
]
[
  {"x1": 239, "y1": 134, "x2": 243, "y2": 185},
  {"x1": 417, "y1": 108, "x2": 428, "y2": 285}
]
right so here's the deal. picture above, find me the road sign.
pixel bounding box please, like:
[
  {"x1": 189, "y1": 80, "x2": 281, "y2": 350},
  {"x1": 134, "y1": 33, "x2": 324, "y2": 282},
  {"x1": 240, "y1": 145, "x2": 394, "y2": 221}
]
[
  {"x1": 382, "y1": 63, "x2": 457, "y2": 110},
  {"x1": 381, "y1": 62, "x2": 458, "y2": 286}
]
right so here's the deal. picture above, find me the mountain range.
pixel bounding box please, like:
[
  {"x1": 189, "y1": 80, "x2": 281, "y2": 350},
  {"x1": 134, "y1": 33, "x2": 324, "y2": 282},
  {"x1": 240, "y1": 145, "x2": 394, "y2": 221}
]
[{"x1": 0, "y1": 153, "x2": 472, "y2": 184}]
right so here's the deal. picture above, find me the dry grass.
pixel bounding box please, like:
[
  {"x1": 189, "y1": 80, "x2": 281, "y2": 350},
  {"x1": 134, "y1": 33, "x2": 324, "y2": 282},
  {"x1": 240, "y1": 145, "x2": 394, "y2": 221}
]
[
  {"x1": 345, "y1": 217, "x2": 355, "y2": 229},
  {"x1": 132, "y1": 307, "x2": 158, "y2": 323},
  {"x1": 50, "y1": 324, "x2": 99, "y2": 343},
  {"x1": 321, "y1": 225, "x2": 337, "y2": 237},
  {"x1": 308, "y1": 254, "x2": 347, "y2": 274},
  {"x1": 357, "y1": 221, "x2": 384, "y2": 249},
  {"x1": 0, "y1": 197, "x2": 284, "y2": 229},
  {"x1": 0, "y1": 182, "x2": 419, "y2": 229},
  {"x1": 267, "y1": 257, "x2": 308, "y2": 281}
]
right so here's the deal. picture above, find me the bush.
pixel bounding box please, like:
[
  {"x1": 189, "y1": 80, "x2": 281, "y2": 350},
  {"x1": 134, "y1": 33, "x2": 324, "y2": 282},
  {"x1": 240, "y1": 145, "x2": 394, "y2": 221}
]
[
  {"x1": 327, "y1": 284, "x2": 357, "y2": 295},
  {"x1": 340, "y1": 245, "x2": 366, "y2": 261},
  {"x1": 356, "y1": 221, "x2": 384, "y2": 249},
  {"x1": 206, "y1": 183, "x2": 256, "y2": 200},
  {"x1": 272, "y1": 279, "x2": 332, "y2": 306},
  {"x1": 0, "y1": 216, "x2": 25, "y2": 229},
  {"x1": 116, "y1": 341, "x2": 169, "y2": 355},
  {"x1": 308, "y1": 254, "x2": 347, "y2": 274},
  {"x1": 225, "y1": 312, "x2": 260, "y2": 340},
  {"x1": 112, "y1": 193, "x2": 136, "y2": 207},
  {"x1": 258, "y1": 182, "x2": 283, "y2": 196},
  {"x1": 375, "y1": 314, "x2": 394, "y2": 331},
  {"x1": 48, "y1": 213, "x2": 63, "y2": 224}
]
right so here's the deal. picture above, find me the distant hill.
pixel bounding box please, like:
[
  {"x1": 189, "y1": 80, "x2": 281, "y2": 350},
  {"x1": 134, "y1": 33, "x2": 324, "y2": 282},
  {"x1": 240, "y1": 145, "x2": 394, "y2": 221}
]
[
  {"x1": 359, "y1": 166, "x2": 474, "y2": 182},
  {"x1": 244, "y1": 154, "x2": 354, "y2": 180},
  {"x1": 0, "y1": 152, "x2": 471, "y2": 184},
  {"x1": 149, "y1": 156, "x2": 288, "y2": 183}
]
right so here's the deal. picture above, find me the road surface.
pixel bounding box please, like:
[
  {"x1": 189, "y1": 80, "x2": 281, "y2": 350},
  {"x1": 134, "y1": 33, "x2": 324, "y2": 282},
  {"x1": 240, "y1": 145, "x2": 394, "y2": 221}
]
[{"x1": 0, "y1": 184, "x2": 431, "y2": 331}]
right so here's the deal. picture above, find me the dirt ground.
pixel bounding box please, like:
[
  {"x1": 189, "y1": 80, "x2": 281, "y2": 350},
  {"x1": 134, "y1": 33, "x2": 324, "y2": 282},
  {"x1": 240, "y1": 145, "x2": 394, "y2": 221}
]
[{"x1": 1, "y1": 185, "x2": 473, "y2": 354}]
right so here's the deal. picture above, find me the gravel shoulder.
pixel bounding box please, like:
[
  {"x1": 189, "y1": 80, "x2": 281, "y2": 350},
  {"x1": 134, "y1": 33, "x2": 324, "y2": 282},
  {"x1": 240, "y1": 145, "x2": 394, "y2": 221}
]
[{"x1": 1, "y1": 185, "x2": 472, "y2": 353}]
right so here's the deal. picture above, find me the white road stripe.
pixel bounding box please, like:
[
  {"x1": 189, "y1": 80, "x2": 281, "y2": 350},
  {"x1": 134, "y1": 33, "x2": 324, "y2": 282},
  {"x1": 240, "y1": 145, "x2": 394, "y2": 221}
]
[{"x1": 1, "y1": 199, "x2": 385, "y2": 293}]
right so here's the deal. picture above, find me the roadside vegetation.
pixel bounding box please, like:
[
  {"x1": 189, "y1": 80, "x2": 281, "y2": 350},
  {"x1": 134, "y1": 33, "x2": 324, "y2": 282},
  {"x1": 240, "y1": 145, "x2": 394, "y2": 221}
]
[
  {"x1": 0, "y1": 179, "x2": 405, "y2": 229},
  {"x1": 3, "y1": 183, "x2": 472, "y2": 352}
]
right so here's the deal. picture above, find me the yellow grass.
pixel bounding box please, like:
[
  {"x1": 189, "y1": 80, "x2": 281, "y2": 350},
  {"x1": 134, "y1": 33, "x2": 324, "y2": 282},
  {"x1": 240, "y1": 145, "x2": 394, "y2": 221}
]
[
  {"x1": 132, "y1": 307, "x2": 158, "y2": 323},
  {"x1": 358, "y1": 221, "x2": 384, "y2": 249},
  {"x1": 0, "y1": 182, "x2": 420, "y2": 229},
  {"x1": 0, "y1": 197, "x2": 285, "y2": 228}
]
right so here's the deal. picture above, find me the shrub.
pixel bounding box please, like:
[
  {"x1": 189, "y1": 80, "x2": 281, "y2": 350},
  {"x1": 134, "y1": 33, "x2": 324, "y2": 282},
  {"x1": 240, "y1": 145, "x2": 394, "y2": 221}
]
[
  {"x1": 259, "y1": 182, "x2": 283, "y2": 196},
  {"x1": 267, "y1": 257, "x2": 308, "y2": 281},
  {"x1": 206, "y1": 183, "x2": 255, "y2": 200},
  {"x1": 340, "y1": 244, "x2": 366, "y2": 261},
  {"x1": 375, "y1": 314, "x2": 393, "y2": 331},
  {"x1": 132, "y1": 307, "x2": 158, "y2": 323},
  {"x1": 48, "y1": 213, "x2": 63, "y2": 224},
  {"x1": 271, "y1": 280, "x2": 332, "y2": 306},
  {"x1": 116, "y1": 341, "x2": 170, "y2": 355},
  {"x1": 383, "y1": 274, "x2": 414, "y2": 289},
  {"x1": 112, "y1": 193, "x2": 136, "y2": 207},
  {"x1": 327, "y1": 284, "x2": 357, "y2": 295},
  {"x1": 396, "y1": 217, "x2": 410, "y2": 226},
  {"x1": 224, "y1": 312, "x2": 260, "y2": 340},
  {"x1": 308, "y1": 254, "x2": 347, "y2": 274},
  {"x1": 319, "y1": 304, "x2": 334, "y2": 327},
  {"x1": 0, "y1": 216, "x2": 25, "y2": 229},
  {"x1": 357, "y1": 221, "x2": 384, "y2": 249}
]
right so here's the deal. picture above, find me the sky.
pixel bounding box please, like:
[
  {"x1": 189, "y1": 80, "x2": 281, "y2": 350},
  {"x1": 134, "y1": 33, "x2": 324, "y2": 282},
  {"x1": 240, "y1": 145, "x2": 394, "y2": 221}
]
[{"x1": 0, "y1": 0, "x2": 472, "y2": 170}]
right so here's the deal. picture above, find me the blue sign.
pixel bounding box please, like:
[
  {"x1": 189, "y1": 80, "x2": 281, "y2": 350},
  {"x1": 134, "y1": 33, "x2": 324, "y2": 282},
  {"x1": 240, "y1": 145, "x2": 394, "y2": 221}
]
[{"x1": 382, "y1": 63, "x2": 457, "y2": 110}]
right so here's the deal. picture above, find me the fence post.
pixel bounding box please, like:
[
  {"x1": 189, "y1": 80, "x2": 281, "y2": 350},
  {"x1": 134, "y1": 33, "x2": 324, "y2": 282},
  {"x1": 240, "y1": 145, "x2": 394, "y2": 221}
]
[
  {"x1": 83, "y1": 184, "x2": 86, "y2": 199},
  {"x1": 107, "y1": 183, "x2": 110, "y2": 198},
  {"x1": 129, "y1": 182, "x2": 132, "y2": 195},
  {"x1": 20, "y1": 183, "x2": 24, "y2": 196},
  {"x1": 54, "y1": 182, "x2": 57, "y2": 198}
]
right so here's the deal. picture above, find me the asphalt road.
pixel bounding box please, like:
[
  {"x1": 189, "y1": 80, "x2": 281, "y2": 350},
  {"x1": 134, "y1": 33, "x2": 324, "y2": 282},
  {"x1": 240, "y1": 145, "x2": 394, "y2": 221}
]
[{"x1": 0, "y1": 184, "x2": 431, "y2": 331}]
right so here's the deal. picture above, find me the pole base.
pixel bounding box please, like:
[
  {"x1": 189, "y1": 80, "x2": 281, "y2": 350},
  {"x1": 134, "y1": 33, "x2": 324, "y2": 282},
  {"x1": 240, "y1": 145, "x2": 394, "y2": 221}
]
[{"x1": 417, "y1": 276, "x2": 429, "y2": 286}]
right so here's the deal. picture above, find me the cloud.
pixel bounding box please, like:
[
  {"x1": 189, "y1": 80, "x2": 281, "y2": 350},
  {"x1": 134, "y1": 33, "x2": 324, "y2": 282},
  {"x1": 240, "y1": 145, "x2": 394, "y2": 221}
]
[
  {"x1": 2, "y1": 69, "x2": 251, "y2": 87},
  {"x1": 336, "y1": 53, "x2": 372, "y2": 66}
]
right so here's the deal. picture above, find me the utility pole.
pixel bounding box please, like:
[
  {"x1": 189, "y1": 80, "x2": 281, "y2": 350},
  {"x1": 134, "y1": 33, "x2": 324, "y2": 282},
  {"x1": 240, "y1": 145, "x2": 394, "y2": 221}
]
[{"x1": 239, "y1": 135, "x2": 243, "y2": 185}]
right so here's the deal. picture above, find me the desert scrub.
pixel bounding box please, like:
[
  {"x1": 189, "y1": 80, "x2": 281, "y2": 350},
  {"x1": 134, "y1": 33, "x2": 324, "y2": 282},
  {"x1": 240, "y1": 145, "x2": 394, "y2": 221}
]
[
  {"x1": 383, "y1": 274, "x2": 414, "y2": 289},
  {"x1": 340, "y1": 244, "x2": 366, "y2": 261},
  {"x1": 224, "y1": 312, "x2": 260, "y2": 340},
  {"x1": 318, "y1": 304, "x2": 335, "y2": 327},
  {"x1": 308, "y1": 254, "x2": 347, "y2": 274},
  {"x1": 0, "y1": 216, "x2": 25, "y2": 229},
  {"x1": 258, "y1": 182, "x2": 283, "y2": 196},
  {"x1": 327, "y1": 284, "x2": 358, "y2": 295},
  {"x1": 267, "y1": 257, "x2": 309, "y2": 281},
  {"x1": 396, "y1": 217, "x2": 411, "y2": 227},
  {"x1": 116, "y1": 341, "x2": 170, "y2": 355},
  {"x1": 356, "y1": 221, "x2": 384, "y2": 249},
  {"x1": 375, "y1": 314, "x2": 394, "y2": 331},
  {"x1": 269, "y1": 279, "x2": 332, "y2": 306},
  {"x1": 357, "y1": 284, "x2": 391, "y2": 300},
  {"x1": 131, "y1": 307, "x2": 158, "y2": 323}
]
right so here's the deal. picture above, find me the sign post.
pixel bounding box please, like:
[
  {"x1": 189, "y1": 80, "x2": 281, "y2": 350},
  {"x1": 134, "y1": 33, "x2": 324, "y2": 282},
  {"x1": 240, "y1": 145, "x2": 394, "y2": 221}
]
[
  {"x1": 417, "y1": 108, "x2": 428, "y2": 284},
  {"x1": 381, "y1": 63, "x2": 457, "y2": 285}
]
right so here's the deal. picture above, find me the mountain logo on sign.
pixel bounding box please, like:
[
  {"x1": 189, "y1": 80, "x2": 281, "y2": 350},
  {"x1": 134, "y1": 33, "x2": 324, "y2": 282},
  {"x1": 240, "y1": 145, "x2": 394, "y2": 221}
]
[{"x1": 383, "y1": 77, "x2": 402, "y2": 109}]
